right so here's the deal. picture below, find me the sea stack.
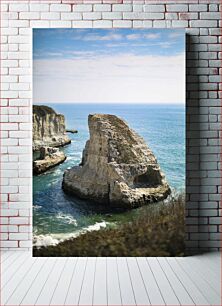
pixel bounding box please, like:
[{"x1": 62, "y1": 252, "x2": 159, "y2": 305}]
[
  {"x1": 33, "y1": 105, "x2": 71, "y2": 151},
  {"x1": 62, "y1": 114, "x2": 171, "y2": 209}
]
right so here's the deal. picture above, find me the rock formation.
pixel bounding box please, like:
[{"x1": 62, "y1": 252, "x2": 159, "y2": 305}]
[
  {"x1": 33, "y1": 105, "x2": 71, "y2": 151},
  {"x1": 33, "y1": 146, "x2": 66, "y2": 174},
  {"x1": 62, "y1": 114, "x2": 171, "y2": 209}
]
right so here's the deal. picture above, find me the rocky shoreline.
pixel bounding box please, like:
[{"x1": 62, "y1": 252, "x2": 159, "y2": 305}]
[
  {"x1": 33, "y1": 147, "x2": 66, "y2": 175},
  {"x1": 33, "y1": 106, "x2": 170, "y2": 208}
]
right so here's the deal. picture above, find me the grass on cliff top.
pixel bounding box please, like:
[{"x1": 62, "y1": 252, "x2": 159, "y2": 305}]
[{"x1": 33, "y1": 194, "x2": 185, "y2": 257}]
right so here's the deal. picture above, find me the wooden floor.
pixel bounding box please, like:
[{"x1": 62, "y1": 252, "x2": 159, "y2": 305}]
[{"x1": 1, "y1": 251, "x2": 220, "y2": 306}]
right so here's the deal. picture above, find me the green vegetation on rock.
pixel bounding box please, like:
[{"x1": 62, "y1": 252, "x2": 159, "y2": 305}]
[{"x1": 33, "y1": 194, "x2": 185, "y2": 257}]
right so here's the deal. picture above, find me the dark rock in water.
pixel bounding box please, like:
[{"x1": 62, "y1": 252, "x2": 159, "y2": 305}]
[
  {"x1": 66, "y1": 129, "x2": 78, "y2": 134},
  {"x1": 33, "y1": 146, "x2": 66, "y2": 174},
  {"x1": 33, "y1": 105, "x2": 71, "y2": 151},
  {"x1": 62, "y1": 114, "x2": 171, "y2": 209}
]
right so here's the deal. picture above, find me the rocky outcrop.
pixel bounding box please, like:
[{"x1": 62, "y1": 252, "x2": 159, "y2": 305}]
[
  {"x1": 62, "y1": 114, "x2": 171, "y2": 209},
  {"x1": 33, "y1": 105, "x2": 71, "y2": 151},
  {"x1": 33, "y1": 146, "x2": 66, "y2": 174}
]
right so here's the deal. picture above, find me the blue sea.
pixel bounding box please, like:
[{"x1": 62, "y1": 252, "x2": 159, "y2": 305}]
[{"x1": 33, "y1": 103, "x2": 185, "y2": 246}]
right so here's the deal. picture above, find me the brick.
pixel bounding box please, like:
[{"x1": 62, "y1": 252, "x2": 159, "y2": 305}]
[
  {"x1": 209, "y1": 217, "x2": 222, "y2": 225},
  {"x1": 50, "y1": 4, "x2": 71, "y2": 12},
  {"x1": 1, "y1": 241, "x2": 18, "y2": 248},
  {"x1": 73, "y1": 4, "x2": 93, "y2": 12},
  {"x1": 19, "y1": 241, "x2": 31, "y2": 248},
  {"x1": 209, "y1": 4, "x2": 219, "y2": 12},
  {"x1": 93, "y1": 20, "x2": 112, "y2": 28},
  {"x1": 9, "y1": 44, "x2": 18, "y2": 52},
  {"x1": 19, "y1": 226, "x2": 30, "y2": 233},
  {"x1": 199, "y1": 28, "x2": 209, "y2": 36},
  {"x1": 199, "y1": 52, "x2": 217, "y2": 60},
  {"x1": 41, "y1": 12, "x2": 60, "y2": 20},
  {"x1": 210, "y1": 233, "x2": 221, "y2": 240},
  {"x1": 72, "y1": 20, "x2": 93, "y2": 28},
  {"x1": 30, "y1": 21, "x2": 50, "y2": 28},
  {"x1": 143, "y1": 5, "x2": 165, "y2": 12},
  {"x1": 9, "y1": 115, "x2": 30, "y2": 123},
  {"x1": 112, "y1": 4, "x2": 132, "y2": 12},
  {"x1": 113, "y1": 20, "x2": 132, "y2": 27},
  {"x1": 172, "y1": 20, "x2": 188, "y2": 28},
  {"x1": 133, "y1": 20, "x2": 143, "y2": 28},
  {"x1": 166, "y1": 5, "x2": 188, "y2": 12},
  {"x1": 133, "y1": 5, "x2": 143, "y2": 12},
  {"x1": 9, "y1": 99, "x2": 29, "y2": 107},
  {"x1": 200, "y1": 12, "x2": 221, "y2": 20},
  {"x1": 61, "y1": 12, "x2": 82, "y2": 20},
  {"x1": 50, "y1": 21, "x2": 72, "y2": 28},
  {"x1": 83, "y1": 12, "x2": 102, "y2": 20},
  {"x1": 1, "y1": 138, "x2": 18, "y2": 146},
  {"x1": 9, "y1": 20, "x2": 29, "y2": 28},
  {"x1": 165, "y1": 13, "x2": 178, "y2": 20},
  {"x1": 1, "y1": 28, "x2": 18, "y2": 36},
  {"x1": 123, "y1": 12, "x2": 164, "y2": 19},
  {"x1": 9, "y1": 233, "x2": 29, "y2": 240},
  {"x1": 1, "y1": 169, "x2": 18, "y2": 178},
  {"x1": 8, "y1": 36, "x2": 30, "y2": 45},
  {"x1": 1, "y1": 208, "x2": 18, "y2": 216},
  {"x1": 179, "y1": 13, "x2": 198, "y2": 20},
  {"x1": 9, "y1": 217, "x2": 29, "y2": 225},
  {"x1": 102, "y1": 12, "x2": 122, "y2": 19},
  {"x1": 8, "y1": 52, "x2": 30, "y2": 60},
  {"x1": 209, "y1": 60, "x2": 221, "y2": 68},
  {"x1": 210, "y1": 28, "x2": 221, "y2": 36},
  {"x1": 209, "y1": 75, "x2": 221, "y2": 82},
  {"x1": 19, "y1": 12, "x2": 40, "y2": 20},
  {"x1": 94, "y1": 4, "x2": 111, "y2": 11},
  {"x1": 189, "y1": 4, "x2": 208, "y2": 12},
  {"x1": 199, "y1": 36, "x2": 217, "y2": 44},
  {"x1": 1, "y1": 4, "x2": 8, "y2": 12},
  {"x1": 1, "y1": 60, "x2": 18, "y2": 67},
  {"x1": 30, "y1": 4, "x2": 49, "y2": 12},
  {"x1": 190, "y1": 20, "x2": 218, "y2": 28},
  {"x1": 9, "y1": 3, "x2": 28, "y2": 12}
]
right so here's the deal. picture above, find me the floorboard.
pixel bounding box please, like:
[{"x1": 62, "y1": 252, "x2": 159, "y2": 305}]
[
  {"x1": 167, "y1": 257, "x2": 211, "y2": 305},
  {"x1": 107, "y1": 257, "x2": 122, "y2": 306},
  {"x1": 1, "y1": 251, "x2": 220, "y2": 306},
  {"x1": 117, "y1": 257, "x2": 136, "y2": 305},
  {"x1": 93, "y1": 257, "x2": 107, "y2": 305},
  {"x1": 35, "y1": 258, "x2": 67, "y2": 305},
  {"x1": 50, "y1": 257, "x2": 78, "y2": 305},
  {"x1": 78, "y1": 257, "x2": 96, "y2": 306},
  {"x1": 137, "y1": 257, "x2": 165, "y2": 305},
  {"x1": 65, "y1": 257, "x2": 87, "y2": 306}
]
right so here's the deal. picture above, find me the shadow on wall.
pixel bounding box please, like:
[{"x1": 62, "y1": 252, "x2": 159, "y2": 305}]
[{"x1": 185, "y1": 33, "x2": 201, "y2": 255}]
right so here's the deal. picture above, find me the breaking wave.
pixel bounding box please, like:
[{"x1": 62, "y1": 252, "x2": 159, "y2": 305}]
[{"x1": 33, "y1": 221, "x2": 109, "y2": 248}]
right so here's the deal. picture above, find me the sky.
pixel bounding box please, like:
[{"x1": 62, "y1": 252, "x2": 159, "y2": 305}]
[{"x1": 33, "y1": 28, "x2": 185, "y2": 104}]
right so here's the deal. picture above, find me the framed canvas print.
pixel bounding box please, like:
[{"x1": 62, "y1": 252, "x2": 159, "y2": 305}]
[{"x1": 32, "y1": 29, "x2": 185, "y2": 257}]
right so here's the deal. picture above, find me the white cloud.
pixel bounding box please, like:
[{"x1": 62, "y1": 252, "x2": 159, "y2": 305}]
[
  {"x1": 125, "y1": 33, "x2": 160, "y2": 41},
  {"x1": 126, "y1": 34, "x2": 141, "y2": 40},
  {"x1": 144, "y1": 33, "x2": 160, "y2": 39},
  {"x1": 82, "y1": 33, "x2": 122, "y2": 41},
  {"x1": 34, "y1": 53, "x2": 185, "y2": 104}
]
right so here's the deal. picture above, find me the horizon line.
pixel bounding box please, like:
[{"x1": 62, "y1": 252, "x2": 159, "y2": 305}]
[{"x1": 34, "y1": 101, "x2": 185, "y2": 105}]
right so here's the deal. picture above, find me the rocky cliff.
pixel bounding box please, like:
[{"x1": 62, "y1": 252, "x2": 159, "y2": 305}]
[
  {"x1": 62, "y1": 114, "x2": 171, "y2": 209},
  {"x1": 33, "y1": 105, "x2": 71, "y2": 151}
]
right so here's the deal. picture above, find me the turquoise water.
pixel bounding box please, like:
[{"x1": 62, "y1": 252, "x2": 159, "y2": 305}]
[{"x1": 33, "y1": 103, "x2": 185, "y2": 245}]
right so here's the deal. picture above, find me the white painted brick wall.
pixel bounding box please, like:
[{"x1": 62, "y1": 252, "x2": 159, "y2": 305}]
[{"x1": 0, "y1": 0, "x2": 221, "y2": 253}]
